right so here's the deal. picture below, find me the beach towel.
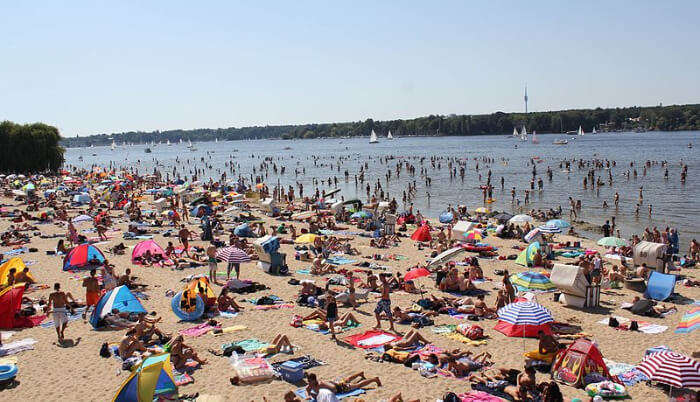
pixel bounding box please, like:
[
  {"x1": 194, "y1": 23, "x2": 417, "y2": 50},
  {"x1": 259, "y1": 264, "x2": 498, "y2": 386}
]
[
  {"x1": 226, "y1": 339, "x2": 271, "y2": 352},
  {"x1": 296, "y1": 269, "x2": 311, "y2": 275},
  {"x1": 179, "y1": 322, "x2": 221, "y2": 337},
  {"x1": 0, "y1": 338, "x2": 38, "y2": 356},
  {"x1": 326, "y1": 257, "x2": 356, "y2": 266},
  {"x1": 431, "y1": 324, "x2": 457, "y2": 334},
  {"x1": 218, "y1": 311, "x2": 238, "y2": 319},
  {"x1": 459, "y1": 391, "x2": 503, "y2": 402},
  {"x1": 172, "y1": 370, "x2": 194, "y2": 386},
  {"x1": 294, "y1": 387, "x2": 365, "y2": 401},
  {"x1": 443, "y1": 332, "x2": 488, "y2": 346},
  {"x1": 3, "y1": 248, "x2": 28, "y2": 256},
  {"x1": 345, "y1": 330, "x2": 401, "y2": 349},
  {"x1": 212, "y1": 325, "x2": 247, "y2": 336},
  {"x1": 255, "y1": 303, "x2": 294, "y2": 310},
  {"x1": 272, "y1": 355, "x2": 326, "y2": 371},
  {"x1": 597, "y1": 316, "x2": 668, "y2": 334}
]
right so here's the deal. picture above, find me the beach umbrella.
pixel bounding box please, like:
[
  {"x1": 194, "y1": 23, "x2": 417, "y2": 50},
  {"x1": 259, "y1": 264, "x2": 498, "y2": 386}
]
[
  {"x1": 509, "y1": 214, "x2": 533, "y2": 224},
  {"x1": 494, "y1": 213, "x2": 514, "y2": 223},
  {"x1": 597, "y1": 237, "x2": 628, "y2": 247},
  {"x1": 495, "y1": 301, "x2": 554, "y2": 337},
  {"x1": 675, "y1": 307, "x2": 700, "y2": 334},
  {"x1": 404, "y1": 267, "x2": 431, "y2": 281},
  {"x1": 295, "y1": 233, "x2": 318, "y2": 244},
  {"x1": 546, "y1": 219, "x2": 571, "y2": 229},
  {"x1": 637, "y1": 352, "x2": 700, "y2": 388},
  {"x1": 510, "y1": 271, "x2": 555, "y2": 291},
  {"x1": 537, "y1": 224, "x2": 562, "y2": 234},
  {"x1": 428, "y1": 246, "x2": 467, "y2": 267},
  {"x1": 515, "y1": 241, "x2": 541, "y2": 267},
  {"x1": 72, "y1": 214, "x2": 93, "y2": 224},
  {"x1": 475, "y1": 207, "x2": 490, "y2": 214},
  {"x1": 464, "y1": 230, "x2": 483, "y2": 241},
  {"x1": 215, "y1": 246, "x2": 251, "y2": 263},
  {"x1": 350, "y1": 211, "x2": 372, "y2": 219},
  {"x1": 524, "y1": 228, "x2": 542, "y2": 243}
]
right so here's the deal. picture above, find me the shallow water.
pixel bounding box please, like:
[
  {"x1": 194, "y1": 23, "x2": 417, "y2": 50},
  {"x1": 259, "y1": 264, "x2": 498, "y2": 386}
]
[{"x1": 65, "y1": 131, "x2": 699, "y2": 247}]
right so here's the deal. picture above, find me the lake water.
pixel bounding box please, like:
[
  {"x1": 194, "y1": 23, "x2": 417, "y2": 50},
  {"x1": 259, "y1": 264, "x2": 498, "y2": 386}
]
[{"x1": 65, "y1": 131, "x2": 699, "y2": 248}]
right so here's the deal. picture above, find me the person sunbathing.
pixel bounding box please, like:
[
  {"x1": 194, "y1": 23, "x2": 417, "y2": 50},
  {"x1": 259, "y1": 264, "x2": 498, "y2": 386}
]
[
  {"x1": 261, "y1": 334, "x2": 294, "y2": 355},
  {"x1": 473, "y1": 294, "x2": 496, "y2": 318},
  {"x1": 342, "y1": 242, "x2": 360, "y2": 255},
  {"x1": 524, "y1": 330, "x2": 560, "y2": 363},
  {"x1": 311, "y1": 256, "x2": 335, "y2": 275},
  {"x1": 305, "y1": 372, "x2": 381, "y2": 399},
  {"x1": 134, "y1": 314, "x2": 169, "y2": 345},
  {"x1": 445, "y1": 351, "x2": 493, "y2": 377},
  {"x1": 390, "y1": 329, "x2": 430, "y2": 348},
  {"x1": 167, "y1": 335, "x2": 207, "y2": 370},
  {"x1": 119, "y1": 329, "x2": 154, "y2": 360},
  {"x1": 468, "y1": 366, "x2": 525, "y2": 401},
  {"x1": 361, "y1": 272, "x2": 379, "y2": 291},
  {"x1": 14, "y1": 267, "x2": 35, "y2": 285},
  {"x1": 217, "y1": 288, "x2": 243, "y2": 312},
  {"x1": 303, "y1": 310, "x2": 359, "y2": 328}
]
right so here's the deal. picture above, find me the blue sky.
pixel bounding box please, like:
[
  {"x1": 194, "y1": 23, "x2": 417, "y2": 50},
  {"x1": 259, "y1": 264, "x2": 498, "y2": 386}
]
[{"x1": 1, "y1": 1, "x2": 698, "y2": 136}]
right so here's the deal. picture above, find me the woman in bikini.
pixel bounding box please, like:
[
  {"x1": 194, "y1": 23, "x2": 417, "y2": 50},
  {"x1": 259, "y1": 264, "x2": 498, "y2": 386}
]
[
  {"x1": 305, "y1": 372, "x2": 381, "y2": 398},
  {"x1": 167, "y1": 335, "x2": 207, "y2": 370}
]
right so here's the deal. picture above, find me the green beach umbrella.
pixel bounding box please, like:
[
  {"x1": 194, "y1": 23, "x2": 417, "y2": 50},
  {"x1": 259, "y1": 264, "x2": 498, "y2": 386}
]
[{"x1": 597, "y1": 237, "x2": 628, "y2": 247}]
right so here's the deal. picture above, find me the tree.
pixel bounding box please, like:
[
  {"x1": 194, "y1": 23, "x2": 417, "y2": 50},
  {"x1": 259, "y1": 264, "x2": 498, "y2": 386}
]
[{"x1": 0, "y1": 121, "x2": 65, "y2": 173}]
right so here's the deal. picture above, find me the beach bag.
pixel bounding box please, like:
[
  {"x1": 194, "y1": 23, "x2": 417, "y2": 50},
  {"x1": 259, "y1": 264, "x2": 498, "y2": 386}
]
[
  {"x1": 99, "y1": 342, "x2": 111, "y2": 358},
  {"x1": 290, "y1": 314, "x2": 303, "y2": 328}
]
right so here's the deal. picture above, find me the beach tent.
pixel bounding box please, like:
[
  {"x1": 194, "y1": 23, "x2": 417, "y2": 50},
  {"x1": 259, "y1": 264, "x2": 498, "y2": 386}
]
[
  {"x1": 189, "y1": 204, "x2": 212, "y2": 217},
  {"x1": 234, "y1": 223, "x2": 254, "y2": 237},
  {"x1": 72, "y1": 193, "x2": 91, "y2": 204},
  {"x1": 131, "y1": 239, "x2": 168, "y2": 265},
  {"x1": 63, "y1": 244, "x2": 106, "y2": 271},
  {"x1": 551, "y1": 338, "x2": 616, "y2": 388},
  {"x1": 410, "y1": 225, "x2": 432, "y2": 242},
  {"x1": 633, "y1": 241, "x2": 668, "y2": 272},
  {"x1": 112, "y1": 353, "x2": 178, "y2": 402},
  {"x1": 90, "y1": 286, "x2": 147, "y2": 329},
  {"x1": 515, "y1": 242, "x2": 541, "y2": 267},
  {"x1": 494, "y1": 301, "x2": 553, "y2": 337},
  {"x1": 644, "y1": 271, "x2": 677, "y2": 301},
  {"x1": 171, "y1": 277, "x2": 214, "y2": 321},
  {"x1": 0, "y1": 257, "x2": 35, "y2": 286},
  {"x1": 675, "y1": 307, "x2": 700, "y2": 333},
  {"x1": 451, "y1": 221, "x2": 475, "y2": 240},
  {"x1": 404, "y1": 267, "x2": 431, "y2": 281},
  {"x1": 0, "y1": 284, "x2": 39, "y2": 329}
]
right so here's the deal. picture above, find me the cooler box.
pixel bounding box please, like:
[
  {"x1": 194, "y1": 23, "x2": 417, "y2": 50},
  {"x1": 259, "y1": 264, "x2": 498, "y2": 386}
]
[{"x1": 279, "y1": 361, "x2": 304, "y2": 383}]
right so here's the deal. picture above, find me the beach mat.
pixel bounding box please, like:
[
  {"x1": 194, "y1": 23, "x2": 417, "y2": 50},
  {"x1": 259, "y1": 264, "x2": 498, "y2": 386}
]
[
  {"x1": 294, "y1": 387, "x2": 365, "y2": 400},
  {"x1": 345, "y1": 330, "x2": 401, "y2": 349}
]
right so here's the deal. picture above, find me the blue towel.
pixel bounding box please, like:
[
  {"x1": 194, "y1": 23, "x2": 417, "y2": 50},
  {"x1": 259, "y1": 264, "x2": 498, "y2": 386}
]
[
  {"x1": 294, "y1": 387, "x2": 365, "y2": 400},
  {"x1": 326, "y1": 257, "x2": 356, "y2": 266}
]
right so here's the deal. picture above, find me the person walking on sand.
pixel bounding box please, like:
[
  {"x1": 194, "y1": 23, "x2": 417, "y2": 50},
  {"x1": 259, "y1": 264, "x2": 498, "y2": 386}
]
[
  {"x1": 82, "y1": 269, "x2": 101, "y2": 319},
  {"x1": 206, "y1": 243, "x2": 218, "y2": 284},
  {"x1": 178, "y1": 224, "x2": 192, "y2": 258},
  {"x1": 47, "y1": 283, "x2": 76, "y2": 344},
  {"x1": 374, "y1": 273, "x2": 395, "y2": 332}
]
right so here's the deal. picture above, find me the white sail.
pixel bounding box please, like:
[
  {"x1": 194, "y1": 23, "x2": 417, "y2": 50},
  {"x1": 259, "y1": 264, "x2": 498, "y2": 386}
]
[
  {"x1": 167, "y1": 139, "x2": 171, "y2": 146},
  {"x1": 111, "y1": 140, "x2": 116, "y2": 150},
  {"x1": 578, "y1": 126, "x2": 584, "y2": 136},
  {"x1": 188, "y1": 139, "x2": 192, "y2": 147},
  {"x1": 179, "y1": 138, "x2": 183, "y2": 144},
  {"x1": 369, "y1": 130, "x2": 378, "y2": 144},
  {"x1": 387, "y1": 130, "x2": 393, "y2": 140},
  {"x1": 520, "y1": 126, "x2": 527, "y2": 141},
  {"x1": 512, "y1": 127, "x2": 518, "y2": 137},
  {"x1": 592, "y1": 127, "x2": 597, "y2": 134},
  {"x1": 215, "y1": 138, "x2": 218, "y2": 143},
  {"x1": 531, "y1": 130, "x2": 539, "y2": 144}
]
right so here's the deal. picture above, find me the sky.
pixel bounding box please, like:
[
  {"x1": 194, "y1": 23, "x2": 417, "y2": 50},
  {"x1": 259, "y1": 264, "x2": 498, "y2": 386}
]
[{"x1": 1, "y1": 1, "x2": 699, "y2": 137}]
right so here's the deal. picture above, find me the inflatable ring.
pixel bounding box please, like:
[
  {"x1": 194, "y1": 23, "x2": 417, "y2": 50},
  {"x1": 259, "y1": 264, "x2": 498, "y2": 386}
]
[
  {"x1": 0, "y1": 365, "x2": 18, "y2": 381},
  {"x1": 171, "y1": 292, "x2": 204, "y2": 321}
]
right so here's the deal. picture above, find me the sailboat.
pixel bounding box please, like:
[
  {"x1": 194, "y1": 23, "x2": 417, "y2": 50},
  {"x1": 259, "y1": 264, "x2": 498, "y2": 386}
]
[
  {"x1": 215, "y1": 138, "x2": 219, "y2": 143},
  {"x1": 179, "y1": 138, "x2": 183, "y2": 144},
  {"x1": 592, "y1": 127, "x2": 597, "y2": 134},
  {"x1": 520, "y1": 126, "x2": 528, "y2": 141},
  {"x1": 369, "y1": 130, "x2": 378, "y2": 144},
  {"x1": 531, "y1": 130, "x2": 539, "y2": 144},
  {"x1": 167, "y1": 139, "x2": 171, "y2": 146},
  {"x1": 512, "y1": 127, "x2": 519, "y2": 138},
  {"x1": 578, "y1": 126, "x2": 584, "y2": 136},
  {"x1": 187, "y1": 139, "x2": 197, "y2": 151},
  {"x1": 111, "y1": 140, "x2": 116, "y2": 150},
  {"x1": 387, "y1": 130, "x2": 393, "y2": 140}
]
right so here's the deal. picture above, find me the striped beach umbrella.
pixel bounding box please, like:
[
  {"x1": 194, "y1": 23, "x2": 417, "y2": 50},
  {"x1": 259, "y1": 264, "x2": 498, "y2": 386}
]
[
  {"x1": 215, "y1": 246, "x2": 251, "y2": 263},
  {"x1": 637, "y1": 352, "x2": 700, "y2": 388},
  {"x1": 675, "y1": 307, "x2": 700, "y2": 334},
  {"x1": 510, "y1": 271, "x2": 555, "y2": 291},
  {"x1": 495, "y1": 301, "x2": 554, "y2": 337},
  {"x1": 538, "y1": 224, "x2": 562, "y2": 233}
]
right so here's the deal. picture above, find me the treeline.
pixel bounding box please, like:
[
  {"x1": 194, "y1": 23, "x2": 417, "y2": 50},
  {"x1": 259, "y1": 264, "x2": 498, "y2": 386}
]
[
  {"x1": 62, "y1": 103, "x2": 700, "y2": 147},
  {"x1": 0, "y1": 121, "x2": 65, "y2": 174}
]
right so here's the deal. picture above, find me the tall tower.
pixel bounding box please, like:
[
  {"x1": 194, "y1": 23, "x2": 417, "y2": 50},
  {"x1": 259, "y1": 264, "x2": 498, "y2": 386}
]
[{"x1": 524, "y1": 84, "x2": 528, "y2": 114}]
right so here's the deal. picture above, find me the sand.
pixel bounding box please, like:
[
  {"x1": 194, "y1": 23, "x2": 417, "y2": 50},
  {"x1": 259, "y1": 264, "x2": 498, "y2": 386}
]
[{"x1": 0, "y1": 195, "x2": 698, "y2": 402}]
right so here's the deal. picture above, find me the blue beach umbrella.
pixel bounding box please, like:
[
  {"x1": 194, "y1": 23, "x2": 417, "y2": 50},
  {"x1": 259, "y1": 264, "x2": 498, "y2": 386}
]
[{"x1": 546, "y1": 219, "x2": 571, "y2": 229}]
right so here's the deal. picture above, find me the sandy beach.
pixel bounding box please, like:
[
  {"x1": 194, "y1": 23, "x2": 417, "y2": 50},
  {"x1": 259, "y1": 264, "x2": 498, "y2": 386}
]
[{"x1": 0, "y1": 190, "x2": 698, "y2": 402}]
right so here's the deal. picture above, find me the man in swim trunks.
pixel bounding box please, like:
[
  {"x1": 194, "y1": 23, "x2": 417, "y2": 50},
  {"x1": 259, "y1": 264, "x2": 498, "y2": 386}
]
[
  {"x1": 374, "y1": 273, "x2": 395, "y2": 332},
  {"x1": 47, "y1": 282, "x2": 76, "y2": 344},
  {"x1": 206, "y1": 243, "x2": 218, "y2": 284},
  {"x1": 82, "y1": 269, "x2": 101, "y2": 319},
  {"x1": 178, "y1": 224, "x2": 192, "y2": 258}
]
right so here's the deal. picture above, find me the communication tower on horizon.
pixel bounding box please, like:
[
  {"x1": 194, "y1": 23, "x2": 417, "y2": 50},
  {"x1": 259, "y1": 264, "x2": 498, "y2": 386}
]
[{"x1": 524, "y1": 84, "x2": 528, "y2": 114}]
